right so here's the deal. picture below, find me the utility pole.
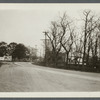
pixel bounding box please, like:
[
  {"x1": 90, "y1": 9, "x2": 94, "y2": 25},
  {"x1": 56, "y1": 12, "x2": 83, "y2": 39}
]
[
  {"x1": 35, "y1": 45, "x2": 37, "y2": 57},
  {"x1": 43, "y1": 31, "x2": 48, "y2": 66},
  {"x1": 40, "y1": 49, "x2": 41, "y2": 59},
  {"x1": 99, "y1": 34, "x2": 100, "y2": 60}
]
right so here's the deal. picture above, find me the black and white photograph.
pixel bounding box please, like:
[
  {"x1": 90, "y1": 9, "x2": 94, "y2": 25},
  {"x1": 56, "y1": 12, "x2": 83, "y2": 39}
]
[{"x1": 0, "y1": 3, "x2": 100, "y2": 96}]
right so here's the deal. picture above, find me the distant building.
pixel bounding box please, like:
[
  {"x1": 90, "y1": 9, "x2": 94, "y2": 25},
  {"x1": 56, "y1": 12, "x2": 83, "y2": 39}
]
[
  {"x1": 26, "y1": 46, "x2": 38, "y2": 61},
  {"x1": 0, "y1": 57, "x2": 4, "y2": 61},
  {"x1": 46, "y1": 39, "x2": 52, "y2": 51},
  {"x1": 0, "y1": 56, "x2": 12, "y2": 61},
  {"x1": 27, "y1": 46, "x2": 37, "y2": 57}
]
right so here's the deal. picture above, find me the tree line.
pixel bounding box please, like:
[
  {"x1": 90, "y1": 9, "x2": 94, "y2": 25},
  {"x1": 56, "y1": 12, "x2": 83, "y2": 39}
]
[
  {"x1": 43, "y1": 10, "x2": 100, "y2": 72},
  {"x1": 0, "y1": 42, "x2": 37, "y2": 61}
]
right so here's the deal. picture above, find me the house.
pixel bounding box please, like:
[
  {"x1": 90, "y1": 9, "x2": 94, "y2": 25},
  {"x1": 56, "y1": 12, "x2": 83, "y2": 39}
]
[
  {"x1": 0, "y1": 57, "x2": 4, "y2": 61},
  {"x1": 0, "y1": 56, "x2": 12, "y2": 61}
]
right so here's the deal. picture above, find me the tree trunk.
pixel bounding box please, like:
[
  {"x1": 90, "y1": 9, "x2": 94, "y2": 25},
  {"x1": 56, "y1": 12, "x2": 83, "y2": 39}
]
[
  {"x1": 86, "y1": 45, "x2": 90, "y2": 66},
  {"x1": 66, "y1": 52, "x2": 69, "y2": 67},
  {"x1": 52, "y1": 51, "x2": 58, "y2": 67},
  {"x1": 82, "y1": 35, "x2": 87, "y2": 67}
]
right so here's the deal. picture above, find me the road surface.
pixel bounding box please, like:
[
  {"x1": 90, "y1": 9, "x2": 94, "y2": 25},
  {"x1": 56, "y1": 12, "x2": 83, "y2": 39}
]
[{"x1": 0, "y1": 62, "x2": 100, "y2": 92}]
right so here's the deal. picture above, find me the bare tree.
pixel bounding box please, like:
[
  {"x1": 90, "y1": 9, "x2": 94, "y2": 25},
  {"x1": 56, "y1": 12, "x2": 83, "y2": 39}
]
[
  {"x1": 45, "y1": 10, "x2": 100, "y2": 71},
  {"x1": 46, "y1": 21, "x2": 62, "y2": 67},
  {"x1": 73, "y1": 34, "x2": 83, "y2": 65},
  {"x1": 90, "y1": 23, "x2": 100, "y2": 68},
  {"x1": 82, "y1": 10, "x2": 99, "y2": 66},
  {"x1": 59, "y1": 13, "x2": 75, "y2": 65},
  {"x1": 46, "y1": 13, "x2": 75, "y2": 67}
]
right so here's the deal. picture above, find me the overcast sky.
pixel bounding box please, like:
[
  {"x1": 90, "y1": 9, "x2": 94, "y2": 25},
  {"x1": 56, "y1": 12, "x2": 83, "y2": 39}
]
[{"x1": 0, "y1": 4, "x2": 100, "y2": 55}]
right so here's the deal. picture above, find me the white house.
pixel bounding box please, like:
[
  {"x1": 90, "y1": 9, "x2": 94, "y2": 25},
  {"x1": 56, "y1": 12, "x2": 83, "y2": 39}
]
[
  {"x1": 0, "y1": 57, "x2": 4, "y2": 61},
  {"x1": 0, "y1": 56, "x2": 12, "y2": 61}
]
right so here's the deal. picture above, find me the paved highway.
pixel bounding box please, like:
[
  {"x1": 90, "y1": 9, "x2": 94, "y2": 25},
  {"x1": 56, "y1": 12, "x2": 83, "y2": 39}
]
[{"x1": 0, "y1": 62, "x2": 100, "y2": 92}]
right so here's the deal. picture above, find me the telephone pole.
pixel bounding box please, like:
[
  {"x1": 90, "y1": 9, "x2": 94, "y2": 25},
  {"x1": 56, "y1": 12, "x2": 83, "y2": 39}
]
[
  {"x1": 43, "y1": 31, "x2": 48, "y2": 66},
  {"x1": 99, "y1": 34, "x2": 100, "y2": 60}
]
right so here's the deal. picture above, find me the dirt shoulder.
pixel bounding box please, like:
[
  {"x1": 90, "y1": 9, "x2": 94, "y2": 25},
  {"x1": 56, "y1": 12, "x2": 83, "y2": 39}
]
[{"x1": 0, "y1": 62, "x2": 18, "y2": 68}]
